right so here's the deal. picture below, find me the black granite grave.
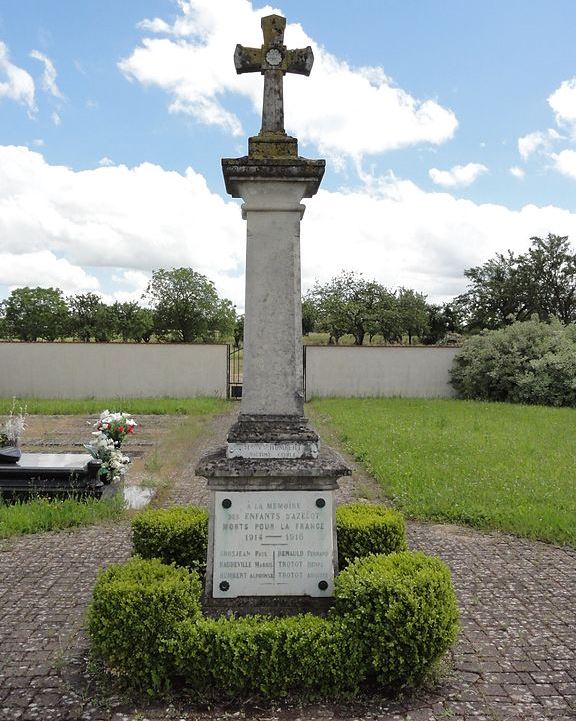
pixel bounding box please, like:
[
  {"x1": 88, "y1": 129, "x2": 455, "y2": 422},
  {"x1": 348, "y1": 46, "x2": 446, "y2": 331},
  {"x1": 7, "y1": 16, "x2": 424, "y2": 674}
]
[{"x1": 0, "y1": 452, "x2": 103, "y2": 500}]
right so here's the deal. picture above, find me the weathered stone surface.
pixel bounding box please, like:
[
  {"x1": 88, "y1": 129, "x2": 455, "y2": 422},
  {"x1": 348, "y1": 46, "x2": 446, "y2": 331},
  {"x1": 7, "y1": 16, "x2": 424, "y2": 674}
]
[
  {"x1": 222, "y1": 156, "x2": 325, "y2": 197},
  {"x1": 227, "y1": 414, "x2": 319, "y2": 442},
  {"x1": 234, "y1": 14, "x2": 314, "y2": 140},
  {"x1": 227, "y1": 413, "x2": 320, "y2": 459},
  {"x1": 197, "y1": 444, "x2": 350, "y2": 486},
  {"x1": 232, "y1": 179, "x2": 315, "y2": 416}
]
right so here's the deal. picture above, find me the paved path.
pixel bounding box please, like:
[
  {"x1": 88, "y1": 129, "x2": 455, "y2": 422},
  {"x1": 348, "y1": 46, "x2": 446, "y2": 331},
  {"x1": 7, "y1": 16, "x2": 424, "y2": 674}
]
[{"x1": 0, "y1": 410, "x2": 575, "y2": 720}]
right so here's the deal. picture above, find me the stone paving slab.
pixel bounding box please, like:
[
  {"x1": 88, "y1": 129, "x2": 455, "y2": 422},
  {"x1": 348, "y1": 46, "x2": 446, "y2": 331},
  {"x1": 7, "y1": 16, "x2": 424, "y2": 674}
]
[{"x1": 0, "y1": 410, "x2": 575, "y2": 720}]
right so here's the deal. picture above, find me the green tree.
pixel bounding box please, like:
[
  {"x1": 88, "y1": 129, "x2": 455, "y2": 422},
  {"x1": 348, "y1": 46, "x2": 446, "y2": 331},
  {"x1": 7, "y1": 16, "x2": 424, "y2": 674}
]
[
  {"x1": 0, "y1": 300, "x2": 9, "y2": 339},
  {"x1": 397, "y1": 288, "x2": 429, "y2": 344},
  {"x1": 421, "y1": 302, "x2": 463, "y2": 345},
  {"x1": 69, "y1": 293, "x2": 115, "y2": 342},
  {"x1": 301, "y1": 296, "x2": 317, "y2": 336},
  {"x1": 457, "y1": 234, "x2": 576, "y2": 331},
  {"x1": 4, "y1": 287, "x2": 69, "y2": 342},
  {"x1": 233, "y1": 314, "x2": 244, "y2": 348},
  {"x1": 144, "y1": 268, "x2": 235, "y2": 342},
  {"x1": 111, "y1": 302, "x2": 154, "y2": 343},
  {"x1": 375, "y1": 288, "x2": 403, "y2": 343},
  {"x1": 310, "y1": 271, "x2": 386, "y2": 345},
  {"x1": 523, "y1": 234, "x2": 576, "y2": 323}
]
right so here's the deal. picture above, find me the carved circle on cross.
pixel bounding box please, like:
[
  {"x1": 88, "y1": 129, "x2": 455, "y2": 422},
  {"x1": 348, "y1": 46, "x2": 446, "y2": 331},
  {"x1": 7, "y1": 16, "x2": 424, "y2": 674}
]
[{"x1": 265, "y1": 48, "x2": 282, "y2": 66}]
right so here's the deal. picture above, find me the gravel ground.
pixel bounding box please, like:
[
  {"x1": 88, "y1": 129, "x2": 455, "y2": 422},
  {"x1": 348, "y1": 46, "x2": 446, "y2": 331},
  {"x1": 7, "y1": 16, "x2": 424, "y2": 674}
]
[{"x1": 0, "y1": 408, "x2": 574, "y2": 721}]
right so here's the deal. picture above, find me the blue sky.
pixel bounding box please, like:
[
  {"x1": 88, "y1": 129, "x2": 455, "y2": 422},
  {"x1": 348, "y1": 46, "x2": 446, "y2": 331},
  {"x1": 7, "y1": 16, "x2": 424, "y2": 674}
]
[{"x1": 1, "y1": 0, "x2": 576, "y2": 310}]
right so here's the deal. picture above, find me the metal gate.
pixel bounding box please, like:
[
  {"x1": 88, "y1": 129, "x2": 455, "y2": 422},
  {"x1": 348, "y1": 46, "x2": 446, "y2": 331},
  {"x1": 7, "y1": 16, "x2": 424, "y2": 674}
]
[{"x1": 228, "y1": 345, "x2": 243, "y2": 399}]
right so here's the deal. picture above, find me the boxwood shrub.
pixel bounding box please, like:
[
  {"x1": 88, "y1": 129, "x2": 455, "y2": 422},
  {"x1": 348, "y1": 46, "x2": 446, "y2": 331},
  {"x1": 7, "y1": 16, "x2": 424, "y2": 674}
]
[
  {"x1": 335, "y1": 551, "x2": 460, "y2": 690},
  {"x1": 167, "y1": 613, "x2": 366, "y2": 699},
  {"x1": 88, "y1": 551, "x2": 459, "y2": 699},
  {"x1": 335, "y1": 502, "x2": 406, "y2": 569},
  {"x1": 131, "y1": 502, "x2": 405, "y2": 573},
  {"x1": 132, "y1": 505, "x2": 209, "y2": 574},
  {"x1": 87, "y1": 557, "x2": 202, "y2": 693}
]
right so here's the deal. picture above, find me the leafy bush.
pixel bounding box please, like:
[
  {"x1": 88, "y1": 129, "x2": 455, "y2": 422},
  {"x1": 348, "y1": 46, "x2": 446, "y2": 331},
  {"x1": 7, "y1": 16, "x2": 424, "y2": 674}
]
[
  {"x1": 87, "y1": 557, "x2": 202, "y2": 693},
  {"x1": 451, "y1": 317, "x2": 576, "y2": 406},
  {"x1": 131, "y1": 503, "x2": 404, "y2": 574},
  {"x1": 167, "y1": 613, "x2": 365, "y2": 699},
  {"x1": 88, "y1": 551, "x2": 458, "y2": 698},
  {"x1": 336, "y1": 502, "x2": 406, "y2": 569},
  {"x1": 132, "y1": 506, "x2": 209, "y2": 574},
  {"x1": 335, "y1": 551, "x2": 459, "y2": 690}
]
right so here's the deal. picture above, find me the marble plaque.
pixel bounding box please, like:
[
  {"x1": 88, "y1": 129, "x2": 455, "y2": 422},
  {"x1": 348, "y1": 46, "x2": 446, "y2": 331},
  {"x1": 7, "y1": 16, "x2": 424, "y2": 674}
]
[
  {"x1": 212, "y1": 490, "x2": 334, "y2": 597},
  {"x1": 226, "y1": 441, "x2": 319, "y2": 459}
]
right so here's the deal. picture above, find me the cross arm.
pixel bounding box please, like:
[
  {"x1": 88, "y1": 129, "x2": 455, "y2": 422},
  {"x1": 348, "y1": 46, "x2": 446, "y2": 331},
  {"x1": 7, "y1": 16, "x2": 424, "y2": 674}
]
[
  {"x1": 234, "y1": 45, "x2": 263, "y2": 74},
  {"x1": 285, "y1": 47, "x2": 314, "y2": 76}
]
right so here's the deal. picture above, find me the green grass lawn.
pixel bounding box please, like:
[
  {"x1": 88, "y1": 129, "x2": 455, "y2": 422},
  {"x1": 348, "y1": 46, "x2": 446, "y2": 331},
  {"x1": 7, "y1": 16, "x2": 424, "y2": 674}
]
[
  {"x1": 0, "y1": 397, "x2": 230, "y2": 415},
  {"x1": 311, "y1": 398, "x2": 576, "y2": 546},
  {"x1": 0, "y1": 495, "x2": 124, "y2": 539}
]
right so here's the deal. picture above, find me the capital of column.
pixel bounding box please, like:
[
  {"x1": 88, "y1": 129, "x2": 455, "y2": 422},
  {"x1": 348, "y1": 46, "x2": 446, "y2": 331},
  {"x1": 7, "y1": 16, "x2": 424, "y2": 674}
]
[{"x1": 222, "y1": 156, "x2": 325, "y2": 199}]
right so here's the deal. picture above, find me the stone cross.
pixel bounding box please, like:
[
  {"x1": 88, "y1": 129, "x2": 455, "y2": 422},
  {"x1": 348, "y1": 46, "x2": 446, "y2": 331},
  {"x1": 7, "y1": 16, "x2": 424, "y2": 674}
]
[{"x1": 234, "y1": 14, "x2": 313, "y2": 134}]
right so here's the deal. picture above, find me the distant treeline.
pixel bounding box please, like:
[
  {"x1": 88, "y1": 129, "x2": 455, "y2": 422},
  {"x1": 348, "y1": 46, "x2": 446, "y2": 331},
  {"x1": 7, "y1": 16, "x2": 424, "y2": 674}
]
[{"x1": 1, "y1": 235, "x2": 574, "y2": 344}]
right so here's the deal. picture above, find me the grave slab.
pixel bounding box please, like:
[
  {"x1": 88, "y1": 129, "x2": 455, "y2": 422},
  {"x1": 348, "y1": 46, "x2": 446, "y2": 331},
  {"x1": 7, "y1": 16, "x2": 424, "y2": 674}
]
[{"x1": 0, "y1": 452, "x2": 103, "y2": 499}]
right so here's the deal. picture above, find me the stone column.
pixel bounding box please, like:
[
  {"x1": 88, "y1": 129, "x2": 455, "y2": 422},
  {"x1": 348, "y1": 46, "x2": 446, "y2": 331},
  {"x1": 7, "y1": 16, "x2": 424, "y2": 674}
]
[
  {"x1": 239, "y1": 180, "x2": 306, "y2": 417},
  {"x1": 222, "y1": 158, "x2": 326, "y2": 461}
]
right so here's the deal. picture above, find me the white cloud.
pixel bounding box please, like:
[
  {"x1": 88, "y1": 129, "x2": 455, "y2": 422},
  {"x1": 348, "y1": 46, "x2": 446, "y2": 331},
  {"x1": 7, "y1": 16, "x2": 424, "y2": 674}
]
[
  {"x1": 301, "y1": 178, "x2": 576, "y2": 302},
  {"x1": 0, "y1": 250, "x2": 99, "y2": 294},
  {"x1": 548, "y1": 77, "x2": 576, "y2": 130},
  {"x1": 32, "y1": 138, "x2": 44, "y2": 147},
  {"x1": 2, "y1": 145, "x2": 576, "y2": 310},
  {"x1": 0, "y1": 145, "x2": 244, "y2": 301},
  {"x1": 98, "y1": 156, "x2": 115, "y2": 167},
  {"x1": 0, "y1": 41, "x2": 35, "y2": 112},
  {"x1": 551, "y1": 149, "x2": 576, "y2": 180},
  {"x1": 102, "y1": 269, "x2": 150, "y2": 304},
  {"x1": 517, "y1": 129, "x2": 560, "y2": 160},
  {"x1": 51, "y1": 111, "x2": 61, "y2": 126},
  {"x1": 509, "y1": 166, "x2": 525, "y2": 180},
  {"x1": 119, "y1": 0, "x2": 457, "y2": 160},
  {"x1": 428, "y1": 162, "x2": 487, "y2": 188},
  {"x1": 30, "y1": 49, "x2": 64, "y2": 99}
]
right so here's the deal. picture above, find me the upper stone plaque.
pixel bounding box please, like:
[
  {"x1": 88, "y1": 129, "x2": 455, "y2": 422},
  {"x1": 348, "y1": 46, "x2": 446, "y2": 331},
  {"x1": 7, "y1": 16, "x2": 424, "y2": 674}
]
[{"x1": 234, "y1": 14, "x2": 314, "y2": 159}]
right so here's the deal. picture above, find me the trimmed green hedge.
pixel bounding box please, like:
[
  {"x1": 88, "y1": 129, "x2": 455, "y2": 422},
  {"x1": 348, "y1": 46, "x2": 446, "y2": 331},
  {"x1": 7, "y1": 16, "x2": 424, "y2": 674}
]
[
  {"x1": 131, "y1": 502, "x2": 406, "y2": 573},
  {"x1": 335, "y1": 502, "x2": 406, "y2": 569},
  {"x1": 167, "y1": 613, "x2": 364, "y2": 699},
  {"x1": 335, "y1": 551, "x2": 459, "y2": 689},
  {"x1": 87, "y1": 557, "x2": 202, "y2": 693},
  {"x1": 88, "y1": 551, "x2": 459, "y2": 698},
  {"x1": 132, "y1": 506, "x2": 209, "y2": 575}
]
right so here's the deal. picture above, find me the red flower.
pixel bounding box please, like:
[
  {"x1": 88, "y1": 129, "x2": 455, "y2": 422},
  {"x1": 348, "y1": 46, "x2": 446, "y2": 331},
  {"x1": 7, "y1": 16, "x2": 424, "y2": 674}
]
[
  {"x1": 118, "y1": 426, "x2": 124, "y2": 434},
  {"x1": 128, "y1": 426, "x2": 134, "y2": 433}
]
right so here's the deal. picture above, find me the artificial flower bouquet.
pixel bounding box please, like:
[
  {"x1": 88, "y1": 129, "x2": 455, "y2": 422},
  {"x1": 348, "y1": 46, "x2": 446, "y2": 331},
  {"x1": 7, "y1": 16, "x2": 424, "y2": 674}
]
[
  {"x1": 95, "y1": 410, "x2": 137, "y2": 447},
  {"x1": 85, "y1": 410, "x2": 137, "y2": 484}
]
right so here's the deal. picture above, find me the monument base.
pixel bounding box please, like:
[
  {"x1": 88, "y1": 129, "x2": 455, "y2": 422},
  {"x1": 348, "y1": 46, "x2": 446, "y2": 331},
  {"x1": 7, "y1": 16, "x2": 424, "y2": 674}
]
[
  {"x1": 226, "y1": 413, "x2": 319, "y2": 459},
  {"x1": 196, "y1": 445, "x2": 350, "y2": 607}
]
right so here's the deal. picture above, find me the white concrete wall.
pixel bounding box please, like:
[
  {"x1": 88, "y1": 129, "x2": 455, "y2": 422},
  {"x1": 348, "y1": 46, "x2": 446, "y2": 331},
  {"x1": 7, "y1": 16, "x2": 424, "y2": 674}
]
[
  {"x1": 0, "y1": 343, "x2": 228, "y2": 398},
  {"x1": 305, "y1": 346, "x2": 460, "y2": 399}
]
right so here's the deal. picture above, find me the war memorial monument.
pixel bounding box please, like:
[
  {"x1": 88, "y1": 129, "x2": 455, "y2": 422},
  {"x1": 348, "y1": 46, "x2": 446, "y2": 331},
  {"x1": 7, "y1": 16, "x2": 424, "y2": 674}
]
[{"x1": 196, "y1": 13, "x2": 351, "y2": 606}]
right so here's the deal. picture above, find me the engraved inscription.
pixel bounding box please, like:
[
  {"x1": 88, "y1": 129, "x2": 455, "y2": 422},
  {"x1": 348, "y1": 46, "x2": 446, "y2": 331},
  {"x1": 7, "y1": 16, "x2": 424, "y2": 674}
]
[
  {"x1": 212, "y1": 490, "x2": 334, "y2": 597},
  {"x1": 227, "y1": 442, "x2": 319, "y2": 459}
]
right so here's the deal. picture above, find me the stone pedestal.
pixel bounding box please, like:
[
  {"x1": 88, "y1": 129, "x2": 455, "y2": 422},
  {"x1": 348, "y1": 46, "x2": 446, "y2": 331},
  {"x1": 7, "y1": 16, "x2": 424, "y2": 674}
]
[
  {"x1": 196, "y1": 154, "x2": 350, "y2": 606},
  {"x1": 197, "y1": 446, "x2": 349, "y2": 605}
]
